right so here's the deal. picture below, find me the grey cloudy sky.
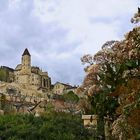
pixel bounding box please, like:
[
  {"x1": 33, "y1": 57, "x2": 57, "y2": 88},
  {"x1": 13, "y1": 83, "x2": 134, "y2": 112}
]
[{"x1": 0, "y1": 0, "x2": 139, "y2": 85}]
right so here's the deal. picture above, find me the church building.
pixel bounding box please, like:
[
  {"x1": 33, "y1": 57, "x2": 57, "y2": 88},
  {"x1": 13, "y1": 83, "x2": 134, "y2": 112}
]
[{"x1": 14, "y1": 48, "x2": 51, "y2": 91}]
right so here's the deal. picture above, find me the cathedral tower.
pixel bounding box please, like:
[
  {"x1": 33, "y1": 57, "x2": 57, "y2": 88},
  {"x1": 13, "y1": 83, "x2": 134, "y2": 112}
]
[
  {"x1": 20, "y1": 48, "x2": 31, "y2": 84},
  {"x1": 21, "y1": 48, "x2": 31, "y2": 74}
]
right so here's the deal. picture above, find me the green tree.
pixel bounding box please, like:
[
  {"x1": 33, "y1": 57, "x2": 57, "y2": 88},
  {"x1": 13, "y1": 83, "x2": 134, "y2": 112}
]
[
  {"x1": 0, "y1": 68, "x2": 8, "y2": 82},
  {"x1": 62, "y1": 91, "x2": 79, "y2": 114},
  {"x1": 80, "y1": 9, "x2": 140, "y2": 138},
  {"x1": 0, "y1": 112, "x2": 92, "y2": 140},
  {"x1": 0, "y1": 94, "x2": 6, "y2": 110},
  {"x1": 63, "y1": 91, "x2": 79, "y2": 104}
]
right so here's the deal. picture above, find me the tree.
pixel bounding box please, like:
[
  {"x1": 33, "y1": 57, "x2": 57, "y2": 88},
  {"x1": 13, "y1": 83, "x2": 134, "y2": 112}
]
[
  {"x1": 0, "y1": 94, "x2": 6, "y2": 110},
  {"x1": 78, "y1": 98, "x2": 92, "y2": 114},
  {"x1": 62, "y1": 91, "x2": 79, "y2": 114},
  {"x1": 0, "y1": 68, "x2": 8, "y2": 82},
  {"x1": 63, "y1": 91, "x2": 79, "y2": 104},
  {"x1": 0, "y1": 112, "x2": 92, "y2": 140},
  {"x1": 80, "y1": 8, "x2": 140, "y2": 139}
]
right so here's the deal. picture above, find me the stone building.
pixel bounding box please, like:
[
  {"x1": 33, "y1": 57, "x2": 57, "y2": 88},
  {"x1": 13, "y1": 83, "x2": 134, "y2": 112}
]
[
  {"x1": 53, "y1": 82, "x2": 74, "y2": 95},
  {"x1": 82, "y1": 115, "x2": 98, "y2": 127},
  {"x1": 14, "y1": 48, "x2": 51, "y2": 92}
]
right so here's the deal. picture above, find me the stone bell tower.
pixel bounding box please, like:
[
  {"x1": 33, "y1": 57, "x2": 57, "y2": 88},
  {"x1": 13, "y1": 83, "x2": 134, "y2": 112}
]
[{"x1": 20, "y1": 48, "x2": 31, "y2": 84}]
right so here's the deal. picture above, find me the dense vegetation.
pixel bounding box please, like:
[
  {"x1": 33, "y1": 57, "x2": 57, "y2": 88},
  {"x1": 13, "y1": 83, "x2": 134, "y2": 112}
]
[
  {"x1": 0, "y1": 68, "x2": 8, "y2": 82},
  {"x1": 0, "y1": 112, "x2": 93, "y2": 140},
  {"x1": 79, "y1": 8, "x2": 140, "y2": 139},
  {"x1": 62, "y1": 91, "x2": 79, "y2": 104}
]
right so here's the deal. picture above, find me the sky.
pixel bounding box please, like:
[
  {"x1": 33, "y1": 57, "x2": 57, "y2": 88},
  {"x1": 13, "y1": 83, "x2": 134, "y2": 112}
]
[{"x1": 0, "y1": 0, "x2": 139, "y2": 85}]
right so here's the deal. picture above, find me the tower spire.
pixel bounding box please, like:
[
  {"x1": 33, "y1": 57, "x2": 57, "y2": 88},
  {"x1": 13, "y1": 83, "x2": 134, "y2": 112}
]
[{"x1": 22, "y1": 48, "x2": 30, "y2": 56}]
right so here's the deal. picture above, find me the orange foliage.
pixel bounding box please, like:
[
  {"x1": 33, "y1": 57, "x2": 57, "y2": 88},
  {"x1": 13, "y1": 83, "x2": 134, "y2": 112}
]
[{"x1": 127, "y1": 109, "x2": 140, "y2": 129}]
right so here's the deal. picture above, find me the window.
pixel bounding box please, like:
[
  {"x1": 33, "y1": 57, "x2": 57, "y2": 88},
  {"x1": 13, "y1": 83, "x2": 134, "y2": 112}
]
[{"x1": 43, "y1": 79, "x2": 46, "y2": 87}]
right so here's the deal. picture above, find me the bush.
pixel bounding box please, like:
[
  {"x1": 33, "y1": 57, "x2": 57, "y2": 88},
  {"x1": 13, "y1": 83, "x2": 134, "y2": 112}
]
[{"x1": 0, "y1": 112, "x2": 92, "y2": 140}]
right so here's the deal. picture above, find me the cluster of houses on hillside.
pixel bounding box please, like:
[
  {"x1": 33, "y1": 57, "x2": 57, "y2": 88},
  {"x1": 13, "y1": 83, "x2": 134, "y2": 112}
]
[
  {"x1": 0, "y1": 48, "x2": 83, "y2": 115},
  {"x1": 0, "y1": 48, "x2": 79, "y2": 96},
  {"x1": 0, "y1": 48, "x2": 89, "y2": 122}
]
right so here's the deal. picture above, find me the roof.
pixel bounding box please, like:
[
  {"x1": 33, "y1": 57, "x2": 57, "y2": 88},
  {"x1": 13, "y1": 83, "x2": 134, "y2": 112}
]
[
  {"x1": 15, "y1": 64, "x2": 22, "y2": 70},
  {"x1": 1, "y1": 66, "x2": 14, "y2": 72},
  {"x1": 82, "y1": 115, "x2": 98, "y2": 120},
  {"x1": 31, "y1": 66, "x2": 40, "y2": 70},
  {"x1": 22, "y1": 48, "x2": 31, "y2": 56},
  {"x1": 54, "y1": 82, "x2": 72, "y2": 87},
  {"x1": 66, "y1": 86, "x2": 77, "y2": 90}
]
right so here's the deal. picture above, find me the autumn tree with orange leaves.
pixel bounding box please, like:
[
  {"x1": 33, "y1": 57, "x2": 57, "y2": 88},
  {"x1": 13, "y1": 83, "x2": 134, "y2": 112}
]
[{"x1": 80, "y1": 8, "x2": 140, "y2": 139}]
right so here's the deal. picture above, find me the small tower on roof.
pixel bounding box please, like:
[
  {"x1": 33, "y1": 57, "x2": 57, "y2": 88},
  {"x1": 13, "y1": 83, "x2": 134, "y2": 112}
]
[{"x1": 21, "y1": 48, "x2": 31, "y2": 76}]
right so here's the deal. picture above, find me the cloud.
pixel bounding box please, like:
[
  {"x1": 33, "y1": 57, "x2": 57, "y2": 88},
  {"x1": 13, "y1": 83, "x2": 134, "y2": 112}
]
[
  {"x1": 0, "y1": 0, "x2": 139, "y2": 85},
  {"x1": 33, "y1": 0, "x2": 139, "y2": 52}
]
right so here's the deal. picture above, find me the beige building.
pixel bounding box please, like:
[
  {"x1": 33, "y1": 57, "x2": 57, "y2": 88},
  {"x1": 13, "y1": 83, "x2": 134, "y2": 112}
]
[
  {"x1": 14, "y1": 48, "x2": 51, "y2": 92},
  {"x1": 53, "y1": 82, "x2": 73, "y2": 95},
  {"x1": 82, "y1": 115, "x2": 98, "y2": 127}
]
